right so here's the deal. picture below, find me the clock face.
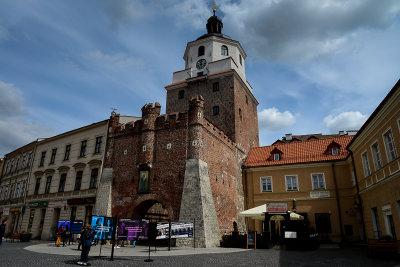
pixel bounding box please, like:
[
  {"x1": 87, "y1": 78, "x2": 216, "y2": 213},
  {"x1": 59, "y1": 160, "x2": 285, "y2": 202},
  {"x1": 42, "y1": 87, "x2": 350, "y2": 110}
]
[{"x1": 196, "y1": 59, "x2": 207, "y2": 70}]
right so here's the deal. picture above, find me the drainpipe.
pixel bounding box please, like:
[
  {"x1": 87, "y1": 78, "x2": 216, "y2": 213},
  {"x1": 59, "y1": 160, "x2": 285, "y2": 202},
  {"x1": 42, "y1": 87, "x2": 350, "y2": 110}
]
[
  {"x1": 242, "y1": 166, "x2": 249, "y2": 233},
  {"x1": 331, "y1": 163, "x2": 344, "y2": 242},
  {"x1": 349, "y1": 151, "x2": 367, "y2": 241}
]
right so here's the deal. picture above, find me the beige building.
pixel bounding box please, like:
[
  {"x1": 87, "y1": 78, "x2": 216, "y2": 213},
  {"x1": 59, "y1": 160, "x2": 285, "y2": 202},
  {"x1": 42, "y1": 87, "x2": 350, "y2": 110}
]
[
  {"x1": 0, "y1": 142, "x2": 36, "y2": 234},
  {"x1": 21, "y1": 120, "x2": 109, "y2": 240},
  {"x1": 243, "y1": 134, "x2": 361, "y2": 243},
  {"x1": 348, "y1": 79, "x2": 400, "y2": 241}
]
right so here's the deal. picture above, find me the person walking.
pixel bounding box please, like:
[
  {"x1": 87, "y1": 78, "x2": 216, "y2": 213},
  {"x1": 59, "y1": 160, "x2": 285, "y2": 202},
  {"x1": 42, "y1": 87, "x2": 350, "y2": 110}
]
[
  {"x1": 62, "y1": 226, "x2": 67, "y2": 247},
  {"x1": 77, "y1": 225, "x2": 94, "y2": 266},
  {"x1": 0, "y1": 220, "x2": 6, "y2": 246},
  {"x1": 56, "y1": 225, "x2": 63, "y2": 247}
]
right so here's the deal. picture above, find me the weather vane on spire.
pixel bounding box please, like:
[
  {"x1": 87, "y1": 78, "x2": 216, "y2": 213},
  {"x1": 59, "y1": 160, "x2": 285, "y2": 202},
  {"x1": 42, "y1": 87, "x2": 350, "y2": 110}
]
[{"x1": 212, "y1": 1, "x2": 216, "y2": 16}]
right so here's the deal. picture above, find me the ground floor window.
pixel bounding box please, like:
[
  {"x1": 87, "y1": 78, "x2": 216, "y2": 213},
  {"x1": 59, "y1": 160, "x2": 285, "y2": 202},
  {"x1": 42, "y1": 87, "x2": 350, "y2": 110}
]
[
  {"x1": 28, "y1": 209, "x2": 35, "y2": 232},
  {"x1": 371, "y1": 207, "x2": 381, "y2": 239},
  {"x1": 315, "y1": 213, "x2": 331, "y2": 233},
  {"x1": 84, "y1": 206, "x2": 93, "y2": 226}
]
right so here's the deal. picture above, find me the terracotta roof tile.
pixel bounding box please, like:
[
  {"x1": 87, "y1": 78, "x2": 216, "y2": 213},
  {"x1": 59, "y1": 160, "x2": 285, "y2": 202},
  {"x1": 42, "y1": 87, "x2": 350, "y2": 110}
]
[{"x1": 244, "y1": 135, "x2": 354, "y2": 167}]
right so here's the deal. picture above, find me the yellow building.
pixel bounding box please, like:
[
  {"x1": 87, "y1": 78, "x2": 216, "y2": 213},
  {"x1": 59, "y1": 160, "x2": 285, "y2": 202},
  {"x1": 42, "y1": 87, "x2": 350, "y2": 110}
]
[
  {"x1": 348, "y1": 79, "x2": 400, "y2": 241},
  {"x1": 243, "y1": 134, "x2": 360, "y2": 243}
]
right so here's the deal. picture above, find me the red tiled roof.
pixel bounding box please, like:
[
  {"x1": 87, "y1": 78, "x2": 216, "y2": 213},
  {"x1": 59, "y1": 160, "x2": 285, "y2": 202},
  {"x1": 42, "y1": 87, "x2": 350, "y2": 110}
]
[{"x1": 244, "y1": 135, "x2": 354, "y2": 168}]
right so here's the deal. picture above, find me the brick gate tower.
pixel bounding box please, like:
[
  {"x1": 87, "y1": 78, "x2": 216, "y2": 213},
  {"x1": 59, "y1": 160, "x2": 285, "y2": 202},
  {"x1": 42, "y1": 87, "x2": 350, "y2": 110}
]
[{"x1": 96, "y1": 7, "x2": 259, "y2": 248}]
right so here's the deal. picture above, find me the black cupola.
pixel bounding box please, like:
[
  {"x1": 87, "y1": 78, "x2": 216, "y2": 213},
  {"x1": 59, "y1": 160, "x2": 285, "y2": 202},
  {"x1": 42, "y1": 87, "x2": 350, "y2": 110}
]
[{"x1": 206, "y1": 15, "x2": 223, "y2": 34}]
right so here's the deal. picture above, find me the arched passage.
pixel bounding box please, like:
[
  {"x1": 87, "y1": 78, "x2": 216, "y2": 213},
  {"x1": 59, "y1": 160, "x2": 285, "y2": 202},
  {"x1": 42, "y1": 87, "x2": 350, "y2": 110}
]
[{"x1": 131, "y1": 197, "x2": 174, "y2": 222}]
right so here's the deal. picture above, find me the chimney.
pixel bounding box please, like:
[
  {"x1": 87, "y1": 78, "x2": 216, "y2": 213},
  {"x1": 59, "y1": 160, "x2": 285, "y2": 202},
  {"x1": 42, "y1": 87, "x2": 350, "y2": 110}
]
[
  {"x1": 285, "y1": 133, "x2": 292, "y2": 141},
  {"x1": 339, "y1": 131, "x2": 345, "y2": 136}
]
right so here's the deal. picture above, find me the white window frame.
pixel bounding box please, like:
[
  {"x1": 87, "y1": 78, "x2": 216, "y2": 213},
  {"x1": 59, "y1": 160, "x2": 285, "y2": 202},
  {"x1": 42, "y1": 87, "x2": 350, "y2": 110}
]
[
  {"x1": 260, "y1": 176, "x2": 273, "y2": 192},
  {"x1": 370, "y1": 141, "x2": 383, "y2": 171},
  {"x1": 311, "y1": 173, "x2": 326, "y2": 190},
  {"x1": 332, "y1": 147, "x2": 339, "y2": 155},
  {"x1": 382, "y1": 128, "x2": 397, "y2": 162},
  {"x1": 285, "y1": 175, "x2": 298, "y2": 191},
  {"x1": 361, "y1": 151, "x2": 371, "y2": 177},
  {"x1": 273, "y1": 154, "x2": 279, "y2": 161}
]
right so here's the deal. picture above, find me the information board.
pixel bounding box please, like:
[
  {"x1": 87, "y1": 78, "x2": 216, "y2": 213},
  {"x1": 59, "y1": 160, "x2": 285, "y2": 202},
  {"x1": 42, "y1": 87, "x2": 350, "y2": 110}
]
[
  {"x1": 70, "y1": 220, "x2": 83, "y2": 234},
  {"x1": 91, "y1": 216, "x2": 114, "y2": 240}
]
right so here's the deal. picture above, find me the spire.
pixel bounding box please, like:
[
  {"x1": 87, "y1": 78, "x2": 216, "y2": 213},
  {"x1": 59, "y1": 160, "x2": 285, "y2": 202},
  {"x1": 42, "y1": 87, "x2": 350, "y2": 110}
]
[{"x1": 212, "y1": 1, "x2": 216, "y2": 16}]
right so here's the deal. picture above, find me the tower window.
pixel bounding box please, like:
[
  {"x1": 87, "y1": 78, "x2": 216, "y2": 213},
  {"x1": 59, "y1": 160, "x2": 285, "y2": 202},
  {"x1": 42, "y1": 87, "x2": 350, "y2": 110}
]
[
  {"x1": 198, "y1": 46, "x2": 205, "y2": 57},
  {"x1": 213, "y1": 82, "x2": 219, "y2": 92},
  {"x1": 239, "y1": 54, "x2": 242, "y2": 65},
  {"x1": 239, "y1": 108, "x2": 242, "y2": 121},
  {"x1": 213, "y1": 106, "x2": 219, "y2": 116},
  {"x1": 221, "y1": 45, "x2": 228, "y2": 56},
  {"x1": 178, "y1": 90, "x2": 184, "y2": 99}
]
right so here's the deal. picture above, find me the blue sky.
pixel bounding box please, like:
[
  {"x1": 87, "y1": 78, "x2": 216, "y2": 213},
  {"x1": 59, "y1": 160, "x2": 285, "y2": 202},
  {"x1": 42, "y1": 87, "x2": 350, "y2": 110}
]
[{"x1": 1, "y1": 0, "x2": 400, "y2": 157}]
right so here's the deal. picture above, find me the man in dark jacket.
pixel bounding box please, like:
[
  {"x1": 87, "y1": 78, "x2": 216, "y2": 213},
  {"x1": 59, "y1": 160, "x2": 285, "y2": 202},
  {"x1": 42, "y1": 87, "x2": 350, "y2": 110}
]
[
  {"x1": 77, "y1": 225, "x2": 94, "y2": 266},
  {"x1": 0, "y1": 220, "x2": 6, "y2": 246}
]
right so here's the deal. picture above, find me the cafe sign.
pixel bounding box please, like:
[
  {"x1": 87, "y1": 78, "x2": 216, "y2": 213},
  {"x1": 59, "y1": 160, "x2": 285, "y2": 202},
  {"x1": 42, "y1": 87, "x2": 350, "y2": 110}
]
[
  {"x1": 266, "y1": 203, "x2": 288, "y2": 213},
  {"x1": 29, "y1": 201, "x2": 48, "y2": 208}
]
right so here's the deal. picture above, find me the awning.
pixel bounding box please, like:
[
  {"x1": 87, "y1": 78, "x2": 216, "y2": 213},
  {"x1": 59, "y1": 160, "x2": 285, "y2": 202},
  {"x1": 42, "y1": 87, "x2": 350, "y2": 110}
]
[
  {"x1": 239, "y1": 205, "x2": 304, "y2": 221},
  {"x1": 238, "y1": 204, "x2": 266, "y2": 220}
]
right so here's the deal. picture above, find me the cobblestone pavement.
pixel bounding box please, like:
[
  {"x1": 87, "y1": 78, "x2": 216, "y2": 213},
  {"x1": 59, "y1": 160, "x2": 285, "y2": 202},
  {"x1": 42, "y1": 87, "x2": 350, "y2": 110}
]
[{"x1": 0, "y1": 241, "x2": 399, "y2": 267}]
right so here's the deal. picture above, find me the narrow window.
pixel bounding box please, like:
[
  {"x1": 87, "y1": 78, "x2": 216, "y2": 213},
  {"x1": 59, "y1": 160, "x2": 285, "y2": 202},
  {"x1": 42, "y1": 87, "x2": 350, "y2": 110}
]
[
  {"x1": 198, "y1": 46, "x2": 205, "y2": 57},
  {"x1": 45, "y1": 176, "x2": 52, "y2": 194},
  {"x1": 70, "y1": 207, "x2": 77, "y2": 221},
  {"x1": 239, "y1": 54, "x2": 242, "y2": 65},
  {"x1": 213, "y1": 82, "x2": 219, "y2": 92},
  {"x1": 74, "y1": 171, "x2": 83, "y2": 191},
  {"x1": 260, "y1": 177, "x2": 272, "y2": 192},
  {"x1": 21, "y1": 155, "x2": 26, "y2": 169},
  {"x1": 239, "y1": 108, "x2": 242, "y2": 121},
  {"x1": 332, "y1": 147, "x2": 339, "y2": 155},
  {"x1": 34, "y1": 178, "x2": 41, "y2": 195},
  {"x1": 27, "y1": 152, "x2": 32, "y2": 166},
  {"x1": 273, "y1": 154, "x2": 279, "y2": 161},
  {"x1": 221, "y1": 45, "x2": 228, "y2": 56},
  {"x1": 371, "y1": 142, "x2": 383, "y2": 170},
  {"x1": 20, "y1": 181, "x2": 26, "y2": 197},
  {"x1": 50, "y1": 148, "x2": 57, "y2": 164},
  {"x1": 361, "y1": 152, "x2": 371, "y2": 177},
  {"x1": 9, "y1": 184, "x2": 14, "y2": 199},
  {"x1": 39, "y1": 151, "x2": 46, "y2": 166},
  {"x1": 178, "y1": 90, "x2": 185, "y2": 99},
  {"x1": 14, "y1": 183, "x2": 20, "y2": 198},
  {"x1": 5, "y1": 162, "x2": 10, "y2": 175},
  {"x1": 383, "y1": 129, "x2": 397, "y2": 162},
  {"x1": 59, "y1": 173, "x2": 67, "y2": 192},
  {"x1": 246, "y1": 95, "x2": 248, "y2": 105},
  {"x1": 3, "y1": 186, "x2": 8, "y2": 200},
  {"x1": 10, "y1": 159, "x2": 14, "y2": 173},
  {"x1": 95, "y1": 137, "x2": 102, "y2": 153},
  {"x1": 90, "y1": 168, "x2": 99, "y2": 189},
  {"x1": 15, "y1": 158, "x2": 20, "y2": 172},
  {"x1": 64, "y1": 144, "x2": 71, "y2": 160},
  {"x1": 312, "y1": 173, "x2": 325, "y2": 189},
  {"x1": 80, "y1": 140, "x2": 87, "y2": 157},
  {"x1": 286, "y1": 175, "x2": 298, "y2": 191},
  {"x1": 213, "y1": 106, "x2": 219, "y2": 116}
]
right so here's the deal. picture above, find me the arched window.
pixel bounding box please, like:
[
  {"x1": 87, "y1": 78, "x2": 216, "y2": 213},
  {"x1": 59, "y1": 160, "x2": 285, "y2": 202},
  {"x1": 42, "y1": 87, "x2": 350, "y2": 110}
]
[
  {"x1": 198, "y1": 46, "x2": 205, "y2": 57},
  {"x1": 221, "y1": 45, "x2": 228, "y2": 56}
]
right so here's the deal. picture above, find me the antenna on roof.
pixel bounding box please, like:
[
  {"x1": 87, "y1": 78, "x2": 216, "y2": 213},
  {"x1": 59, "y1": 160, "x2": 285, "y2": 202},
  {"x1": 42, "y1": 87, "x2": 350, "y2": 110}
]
[{"x1": 111, "y1": 107, "x2": 118, "y2": 115}]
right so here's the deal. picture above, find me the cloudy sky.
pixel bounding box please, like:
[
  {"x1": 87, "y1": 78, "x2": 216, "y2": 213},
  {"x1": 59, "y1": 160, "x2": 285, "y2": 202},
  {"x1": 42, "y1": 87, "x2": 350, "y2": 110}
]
[{"x1": 1, "y1": 0, "x2": 400, "y2": 156}]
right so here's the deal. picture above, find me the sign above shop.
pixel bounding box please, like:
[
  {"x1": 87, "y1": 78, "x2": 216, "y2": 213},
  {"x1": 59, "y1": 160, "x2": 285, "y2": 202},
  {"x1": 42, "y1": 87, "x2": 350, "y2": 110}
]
[
  {"x1": 67, "y1": 197, "x2": 96, "y2": 205},
  {"x1": 29, "y1": 201, "x2": 48, "y2": 208},
  {"x1": 266, "y1": 203, "x2": 288, "y2": 213},
  {"x1": 310, "y1": 191, "x2": 330, "y2": 198}
]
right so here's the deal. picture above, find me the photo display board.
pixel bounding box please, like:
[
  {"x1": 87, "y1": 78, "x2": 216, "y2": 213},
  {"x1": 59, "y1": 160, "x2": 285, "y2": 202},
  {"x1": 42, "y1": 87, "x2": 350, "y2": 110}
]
[
  {"x1": 57, "y1": 220, "x2": 71, "y2": 230},
  {"x1": 156, "y1": 221, "x2": 194, "y2": 239},
  {"x1": 117, "y1": 218, "x2": 149, "y2": 240},
  {"x1": 91, "y1": 216, "x2": 114, "y2": 240},
  {"x1": 70, "y1": 220, "x2": 83, "y2": 234}
]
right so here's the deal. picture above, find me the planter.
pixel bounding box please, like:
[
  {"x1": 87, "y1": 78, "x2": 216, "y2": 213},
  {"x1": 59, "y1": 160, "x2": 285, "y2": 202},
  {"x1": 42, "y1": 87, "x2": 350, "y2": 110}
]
[{"x1": 20, "y1": 233, "x2": 32, "y2": 242}]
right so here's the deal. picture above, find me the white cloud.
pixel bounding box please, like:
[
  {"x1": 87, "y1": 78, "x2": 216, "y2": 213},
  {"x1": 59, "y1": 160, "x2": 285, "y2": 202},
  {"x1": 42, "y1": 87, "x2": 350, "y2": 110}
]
[
  {"x1": 0, "y1": 81, "x2": 54, "y2": 157},
  {"x1": 323, "y1": 111, "x2": 367, "y2": 133},
  {"x1": 222, "y1": 0, "x2": 400, "y2": 62},
  {"x1": 258, "y1": 107, "x2": 296, "y2": 132}
]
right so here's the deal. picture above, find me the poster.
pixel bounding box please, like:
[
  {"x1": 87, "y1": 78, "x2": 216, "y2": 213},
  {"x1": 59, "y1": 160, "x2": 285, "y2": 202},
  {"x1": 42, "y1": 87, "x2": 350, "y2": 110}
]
[
  {"x1": 138, "y1": 170, "x2": 149, "y2": 192},
  {"x1": 57, "y1": 220, "x2": 71, "y2": 231},
  {"x1": 91, "y1": 216, "x2": 114, "y2": 240},
  {"x1": 117, "y1": 218, "x2": 149, "y2": 240},
  {"x1": 170, "y1": 222, "x2": 193, "y2": 239},
  {"x1": 70, "y1": 220, "x2": 83, "y2": 234},
  {"x1": 156, "y1": 222, "x2": 169, "y2": 239}
]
